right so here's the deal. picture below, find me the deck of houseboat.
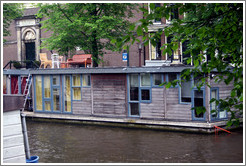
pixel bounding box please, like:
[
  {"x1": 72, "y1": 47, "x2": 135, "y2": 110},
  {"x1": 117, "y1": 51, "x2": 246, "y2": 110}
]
[{"x1": 24, "y1": 111, "x2": 232, "y2": 134}]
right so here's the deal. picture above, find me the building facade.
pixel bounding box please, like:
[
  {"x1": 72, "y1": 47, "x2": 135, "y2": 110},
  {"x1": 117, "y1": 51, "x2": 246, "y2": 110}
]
[{"x1": 3, "y1": 3, "x2": 190, "y2": 69}]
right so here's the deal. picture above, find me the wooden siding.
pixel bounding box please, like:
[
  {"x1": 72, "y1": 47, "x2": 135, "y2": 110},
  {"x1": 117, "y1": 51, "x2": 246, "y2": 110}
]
[
  {"x1": 3, "y1": 110, "x2": 26, "y2": 163},
  {"x1": 73, "y1": 88, "x2": 92, "y2": 115},
  {"x1": 210, "y1": 78, "x2": 234, "y2": 100},
  {"x1": 210, "y1": 77, "x2": 236, "y2": 118},
  {"x1": 92, "y1": 74, "x2": 127, "y2": 117},
  {"x1": 165, "y1": 88, "x2": 192, "y2": 120},
  {"x1": 140, "y1": 88, "x2": 165, "y2": 119}
]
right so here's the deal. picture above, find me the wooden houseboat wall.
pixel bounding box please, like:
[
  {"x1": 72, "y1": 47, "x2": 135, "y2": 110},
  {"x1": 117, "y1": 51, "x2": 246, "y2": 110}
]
[{"x1": 3, "y1": 67, "x2": 235, "y2": 123}]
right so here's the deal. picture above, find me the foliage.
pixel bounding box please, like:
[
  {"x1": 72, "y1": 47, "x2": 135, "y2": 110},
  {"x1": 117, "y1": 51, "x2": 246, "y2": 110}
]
[
  {"x1": 3, "y1": 3, "x2": 23, "y2": 39},
  {"x1": 12, "y1": 61, "x2": 22, "y2": 69},
  {"x1": 117, "y1": 3, "x2": 243, "y2": 126},
  {"x1": 36, "y1": 3, "x2": 137, "y2": 66}
]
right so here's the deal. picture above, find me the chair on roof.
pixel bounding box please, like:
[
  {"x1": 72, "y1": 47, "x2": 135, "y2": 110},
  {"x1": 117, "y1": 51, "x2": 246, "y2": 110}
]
[
  {"x1": 39, "y1": 53, "x2": 52, "y2": 69},
  {"x1": 51, "y1": 53, "x2": 63, "y2": 68}
]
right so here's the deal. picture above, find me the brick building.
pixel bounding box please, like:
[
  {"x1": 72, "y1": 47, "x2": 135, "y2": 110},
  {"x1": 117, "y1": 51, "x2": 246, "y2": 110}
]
[{"x1": 3, "y1": 3, "x2": 188, "y2": 69}]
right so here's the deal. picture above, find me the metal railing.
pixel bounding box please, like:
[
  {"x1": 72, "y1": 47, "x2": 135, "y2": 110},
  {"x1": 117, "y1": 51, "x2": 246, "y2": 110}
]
[{"x1": 3, "y1": 60, "x2": 40, "y2": 70}]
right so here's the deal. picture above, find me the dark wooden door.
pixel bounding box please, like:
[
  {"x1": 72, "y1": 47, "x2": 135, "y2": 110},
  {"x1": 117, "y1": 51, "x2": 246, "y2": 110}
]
[{"x1": 25, "y1": 42, "x2": 36, "y2": 68}]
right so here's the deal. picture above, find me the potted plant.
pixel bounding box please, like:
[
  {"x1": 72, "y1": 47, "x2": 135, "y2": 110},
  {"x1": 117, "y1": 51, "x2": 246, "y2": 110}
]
[{"x1": 12, "y1": 61, "x2": 22, "y2": 69}]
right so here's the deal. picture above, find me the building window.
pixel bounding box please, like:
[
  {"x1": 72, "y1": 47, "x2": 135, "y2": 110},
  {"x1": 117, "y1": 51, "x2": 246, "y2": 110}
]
[
  {"x1": 129, "y1": 103, "x2": 139, "y2": 116},
  {"x1": 140, "y1": 73, "x2": 151, "y2": 102},
  {"x1": 149, "y1": 3, "x2": 162, "y2": 24},
  {"x1": 152, "y1": 74, "x2": 163, "y2": 87},
  {"x1": 53, "y1": 75, "x2": 60, "y2": 86},
  {"x1": 35, "y1": 76, "x2": 42, "y2": 111},
  {"x1": 166, "y1": 36, "x2": 179, "y2": 61},
  {"x1": 64, "y1": 75, "x2": 72, "y2": 112},
  {"x1": 44, "y1": 76, "x2": 51, "y2": 98},
  {"x1": 141, "y1": 89, "x2": 150, "y2": 101},
  {"x1": 43, "y1": 76, "x2": 51, "y2": 111},
  {"x1": 193, "y1": 89, "x2": 205, "y2": 119},
  {"x1": 82, "y1": 74, "x2": 91, "y2": 86},
  {"x1": 129, "y1": 74, "x2": 139, "y2": 101},
  {"x1": 180, "y1": 78, "x2": 192, "y2": 103},
  {"x1": 211, "y1": 88, "x2": 226, "y2": 119},
  {"x1": 166, "y1": 3, "x2": 179, "y2": 24},
  {"x1": 52, "y1": 75, "x2": 60, "y2": 112},
  {"x1": 44, "y1": 101, "x2": 51, "y2": 111},
  {"x1": 72, "y1": 75, "x2": 81, "y2": 101},
  {"x1": 168, "y1": 73, "x2": 177, "y2": 82},
  {"x1": 53, "y1": 88, "x2": 60, "y2": 111},
  {"x1": 140, "y1": 73, "x2": 151, "y2": 87},
  {"x1": 150, "y1": 34, "x2": 162, "y2": 60},
  {"x1": 154, "y1": 3, "x2": 161, "y2": 23},
  {"x1": 182, "y1": 40, "x2": 191, "y2": 65}
]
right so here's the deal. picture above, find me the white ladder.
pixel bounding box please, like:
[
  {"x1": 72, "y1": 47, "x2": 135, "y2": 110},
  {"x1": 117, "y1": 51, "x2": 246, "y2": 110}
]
[{"x1": 22, "y1": 74, "x2": 32, "y2": 112}]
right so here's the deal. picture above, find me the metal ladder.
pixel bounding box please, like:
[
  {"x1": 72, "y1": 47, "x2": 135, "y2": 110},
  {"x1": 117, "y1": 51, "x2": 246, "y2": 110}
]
[{"x1": 22, "y1": 74, "x2": 32, "y2": 112}]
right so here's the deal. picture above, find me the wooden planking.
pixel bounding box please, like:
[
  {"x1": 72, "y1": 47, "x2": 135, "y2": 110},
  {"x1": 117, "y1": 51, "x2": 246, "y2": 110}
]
[
  {"x1": 165, "y1": 88, "x2": 192, "y2": 120},
  {"x1": 3, "y1": 110, "x2": 21, "y2": 126},
  {"x1": 3, "y1": 145, "x2": 26, "y2": 160},
  {"x1": 140, "y1": 89, "x2": 165, "y2": 119},
  {"x1": 72, "y1": 88, "x2": 92, "y2": 115},
  {"x1": 3, "y1": 155, "x2": 26, "y2": 163},
  {"x1": 3, "y1": 135, "x2": 24, "y2": 148},
  {"x1": 3, "y1": 124, "x2": 23, "y2": 137},
  {"x1": 92, "y1": 74, "x2": 127, "y2": 117},
  {"x1": 3, "y1": 111, "x2": 26, "y2": 163}
]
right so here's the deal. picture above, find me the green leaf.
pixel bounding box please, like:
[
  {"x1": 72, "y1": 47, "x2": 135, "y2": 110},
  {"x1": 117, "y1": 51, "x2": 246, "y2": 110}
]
[
  {"x1": 149, "y1": 3, "x2": 155, "y2": 10},
  {"x1": 136, "y1": 26, "x2": 143, "y2": 36}
]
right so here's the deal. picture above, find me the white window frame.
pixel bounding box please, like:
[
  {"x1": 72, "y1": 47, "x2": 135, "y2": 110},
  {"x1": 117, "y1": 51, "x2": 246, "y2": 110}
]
[{"x1": 149, "y1": 34, "x2": 162, "y2": 60}]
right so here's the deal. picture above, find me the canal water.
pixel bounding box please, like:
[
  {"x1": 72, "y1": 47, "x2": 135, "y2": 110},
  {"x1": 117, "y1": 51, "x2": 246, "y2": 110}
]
[{"x1": 26, "y1": 120, "x2": 243, "y2": 163}]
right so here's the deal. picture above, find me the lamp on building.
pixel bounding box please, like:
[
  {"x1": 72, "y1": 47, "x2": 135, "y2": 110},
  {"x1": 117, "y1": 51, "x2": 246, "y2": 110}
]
[{"x1": 138, "y1": 43, "x2": 143, "y2": 67}]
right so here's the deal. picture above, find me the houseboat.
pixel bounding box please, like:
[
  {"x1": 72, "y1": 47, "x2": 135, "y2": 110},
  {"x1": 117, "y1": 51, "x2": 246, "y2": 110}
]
[{"x1": 3, "y1": 65, "x2": 235, "y2": 133}]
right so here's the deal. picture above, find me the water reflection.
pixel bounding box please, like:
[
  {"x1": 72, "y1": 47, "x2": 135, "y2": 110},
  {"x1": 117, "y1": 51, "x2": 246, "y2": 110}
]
[{"x1": 26, "y1": 120, "x2": 243, "y2": 163}]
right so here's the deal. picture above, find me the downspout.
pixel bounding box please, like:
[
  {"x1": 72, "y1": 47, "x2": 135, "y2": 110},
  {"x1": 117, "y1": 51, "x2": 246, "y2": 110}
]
[
  {"x1": 21, "y1": 113, "x2": 31, "y2": 159},
  {"x1": 143, "y1": 3, "x2": 146, "y2": 66}
]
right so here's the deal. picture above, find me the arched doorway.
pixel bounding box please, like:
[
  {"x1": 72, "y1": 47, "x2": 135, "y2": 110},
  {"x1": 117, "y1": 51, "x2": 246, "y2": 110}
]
[{"x1": 23, "y1": 30, "x2": 36, "y2": 68}]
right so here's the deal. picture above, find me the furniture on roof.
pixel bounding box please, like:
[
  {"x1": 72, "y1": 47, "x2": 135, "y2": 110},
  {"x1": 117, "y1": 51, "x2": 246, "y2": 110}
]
[
  {"x1": 67, "y1": 54, "x2": 92, "y2": 68},
  {"x1": 39, "y1": 53, "x2": 52, "y2": 69},
  {"x1": 51, "y1": 53, "x2": 63, "y2": 68}
]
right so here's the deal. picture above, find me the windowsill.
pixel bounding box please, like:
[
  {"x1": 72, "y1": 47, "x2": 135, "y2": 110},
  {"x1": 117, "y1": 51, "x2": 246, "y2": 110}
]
[{"x1": 145, "y1": 60, "x2": 171, "y2": 67}]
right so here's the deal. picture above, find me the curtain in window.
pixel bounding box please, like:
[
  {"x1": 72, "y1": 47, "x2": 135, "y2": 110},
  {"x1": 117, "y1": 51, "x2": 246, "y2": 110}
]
[
  {"x1": 11, "y1": 75, "x2": 19, "y2": 94},
  {"x1": 45, "y1": 101, "x2": 51, "y2": 111},
  {"x1": 65, "y1": 75, "x2": 71, "y2": 112},
  {"x1": 44, "y1": 76, "x2": 51, "y2": 98},
  {"x1": 151, "y1": 44, "x2": 156, "y2": 59},
  {"x1": 73, "y1": 75, "x2": 80, "y2": 86},
  {"x1": 53, "y1": 88, "x2": 60, "y2": 111},
  {"x1": 141, "y1": 73, "x2": 151, "y2": 86},
  {"x1": 82, "y1": 75, "x2": 90, "y2": 86},
  {"x1": 73, "y1": 87, "x2": 81, "y2": 100},
  {"x1": 35, "y1": 76, "x2": 42, "y2": 110}
]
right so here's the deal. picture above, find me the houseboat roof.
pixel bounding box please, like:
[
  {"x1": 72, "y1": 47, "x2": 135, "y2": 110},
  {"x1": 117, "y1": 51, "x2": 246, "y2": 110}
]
[{"x1": 3, "y1": 65, "x2": 194, "y2": 75}]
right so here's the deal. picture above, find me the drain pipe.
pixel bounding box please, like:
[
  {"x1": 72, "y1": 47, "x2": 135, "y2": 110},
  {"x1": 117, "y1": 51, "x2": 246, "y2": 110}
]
[{"x1": 21, "y1": 113, "x2": 31, "y2": 159}]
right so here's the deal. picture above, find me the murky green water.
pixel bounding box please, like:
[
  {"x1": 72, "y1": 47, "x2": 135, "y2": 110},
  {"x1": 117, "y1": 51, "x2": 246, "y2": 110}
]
[{"x1": 26, "y1": 120, "x2": 243, "y2": 163}]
